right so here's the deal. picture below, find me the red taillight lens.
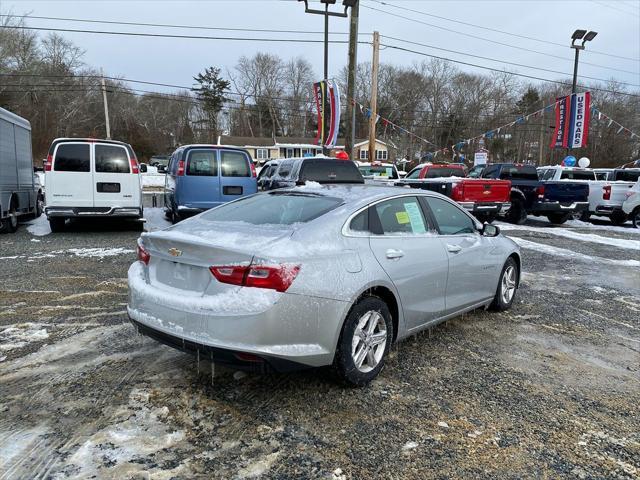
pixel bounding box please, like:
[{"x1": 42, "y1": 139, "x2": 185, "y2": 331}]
[
  {"x1": 137, "y1": 244, "x2": 150, "y2": 265},
  {"x1": 535, "y1": 185, "x2": 545, "y2": 199},
  {"x1": 177, "y1": 160, "x2": 185, "y2": 176},
  {"x1": 451, "y1": 182, "x2": 463, "y2": 200},
  {"x1": 603, "y1": 185, "x2": 611, "y2": 200},
  {"x1": 45, "y1": 154, "x2": 53, "y2": 171},
  {"x1": 130, "y1": 156, "x2": 140, "y2": 174},
  {"x1": 250, "y1": 162, "x2": 257, "y2": 177},
  {"x1": 209, "y1": 264, "x2": 300, "y2": 292}
]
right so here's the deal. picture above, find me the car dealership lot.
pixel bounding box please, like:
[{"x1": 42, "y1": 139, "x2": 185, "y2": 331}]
[{"x1": 1, "y1": 214, "x2": 638, "y2": 479}]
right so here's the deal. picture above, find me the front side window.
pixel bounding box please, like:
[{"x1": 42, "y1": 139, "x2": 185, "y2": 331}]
[
  {"x1": 95, "y1": 145, "x2": 130, "y2": 173},
  {"x1": 406, "y1": 167, "x2": 422, "y2": 179},
  {"x1": 200, "y1": 193, "x2": 342, "y2": 225},
  {"x1": 221, "y1": 151, "x2": 250, "y2": 177},
  {"x1": 426, "y1": 197, "x2": 476, "y2": 235},
  {"x1": 187, "y1": 150, "x2": 218, "y2": 176},
  {"x1": 374, "y1": 197, "x2": 428, "y2": 235},
  {"x1": 54, "y1": 144, "x2": 90, "y2": 172}
]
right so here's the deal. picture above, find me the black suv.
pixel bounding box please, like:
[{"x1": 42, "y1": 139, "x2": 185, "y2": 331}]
[{"x1": 258, "y1": 157, "x2": 364, "y2": 191}]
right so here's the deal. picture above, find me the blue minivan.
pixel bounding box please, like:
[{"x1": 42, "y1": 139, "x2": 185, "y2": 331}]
[{"x1": 164, "y1": 145, "x2": 257, "y2": 223}]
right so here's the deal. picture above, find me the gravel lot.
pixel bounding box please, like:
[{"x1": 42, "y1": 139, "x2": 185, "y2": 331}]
[{"x1": 1, "y1": 212, "x2": 638, "y2": 479}]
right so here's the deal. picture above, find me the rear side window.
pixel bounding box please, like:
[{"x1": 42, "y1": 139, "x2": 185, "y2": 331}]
[
  {"x1": 498, "y1": 166, "x2": 538, "y2": 180},
  {"x1": 54, "y1": 144, "x2": 90, "y2": 172},
  {"x1": 424, "y1": 167, "x2": 464, "y2": 178},
  {"x1": 374, "y1": 197, "x2": 428, "y2": 235},
  {"x1": 95, "y1": 145, "x2": 130, "y2": 173},
  {"x1": 221, "y1": 151, "x2": 250, "y2": 177},
  {"x1": 614, "y1": 170, "x2": 640, "y2": 182},
  {"x1": 560, "y1": 170, "x2": 596, "y2": 180},
  {"x1": 200, "y1": 193, "x2": 342, "y2": 225},
  {"x1": 187, "y1": 150, "x2": 218, "y2": 176},
  {"x1": 349, "y1": 210, "x2": 369, "y2": 233},
  {"x1": 299, "y1": 160, "x2": 364, "y2": 184}
]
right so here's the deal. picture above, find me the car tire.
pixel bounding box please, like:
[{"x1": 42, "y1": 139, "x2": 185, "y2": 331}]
[
  {"x1": 506, "y1": 199, "x2": 526, "y2": 225},
  {"x1": 334, "y1": 296, "x2": 393, "y2": 387},
  {"x1": 489, "y1": 257, "x2": 519, "y2": 312},
  {"x1": 49, "y1": 217, "x2": 65, "y2": 232},
  {"x1": 546, "y1": 213, "x2": 571, "y2": 225},
  {"x1": 2, "y1": 199, "x2": 19, "y2": 233},
  {"x1": 632, "y1": 208, "x2": 640, "y2": 229},
  {"x1": 579, "y1": 211, "x2": 591, "y2": 222},
  {"x1": 610, "y1": 211, "x2": 628, "y2": 226},
  {"x1": 35, "y1": 193, "x2": 44, "y2": 218}
]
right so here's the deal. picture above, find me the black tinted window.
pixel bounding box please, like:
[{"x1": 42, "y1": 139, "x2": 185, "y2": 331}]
[
  {"x1": 482, "y1": 166, "x2": 499, "y2": 179},
  {"x1": 54, "y1": 144, "x2": 90, "y2": 172},
  {"x1": 95, "y1": 145, "x2": 130, "y2": 173},
  {"x1": 221, "y1": 151, "x2": 250, "y2": 177},
  {"x1": 187, "y1": 150, "x2": 218, "y2": 176},
  {"x1": 497, "y1": 166, "x2": 538, "y2": 180},
  {"x1": 299, "y1": 160, "x2": 364, "y2": 184},
  {"x1": 201, "y1": 193, "x2": 342, "y2": 225},
  {"x1": 427, "y1": 197, "x2": 475, "y2": 235},
  {"x1": 425, "y1": 167, "x2": 464, "y2": 178},
  {"x1": 614, "y1": 170, "x2": 640, "y2": 182},
  {"x1": 560, "y1": 170, "x2": 596, "y2": 180}
]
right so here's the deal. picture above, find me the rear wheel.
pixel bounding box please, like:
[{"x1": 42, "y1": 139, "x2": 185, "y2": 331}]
[
  {"x1": 1, "y1": 198, "x2": 19, "y2": 233},
  {"x1": 506, "y1": 199, "x2": 526, "y2": 225},
  {"x1": 49, "y1": 217, "x2": 65, "y2": 232},
  {"x1": 334, "y1": 296, "x2": 393, "y2": 387},
  {"x1": 35, "y1": 192, "x2": 44, "y2": 218},
  {"x1": 490, "y1": 257, "x2": 519, "y2": 311},
  {"x1": 547, "y1": 213, "x2": 571, "y2": 225},
  {"x1": 579, "y1": 211, "x2": 591, "y2": 222},
  {"x1": 610, "y1": 211, "x2": 628, "y2": 226},
  {"x1": 632, "y1": 208, "x2": 640, "y2": 229}
]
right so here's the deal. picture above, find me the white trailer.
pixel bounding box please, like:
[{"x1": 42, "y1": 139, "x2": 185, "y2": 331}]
[{"x1": 0, "y1": 107, "x2": 43, "y2": 233}]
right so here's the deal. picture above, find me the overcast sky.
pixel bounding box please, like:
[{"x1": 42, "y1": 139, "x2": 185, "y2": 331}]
[{"x1": 2, "y1": 0, "x2": 639, "y2": 95}]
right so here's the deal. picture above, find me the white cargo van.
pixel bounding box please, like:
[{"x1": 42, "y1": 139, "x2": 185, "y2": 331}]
[
  {"x1": 44, "y1": 138, "x2": 143, "y2": 232},
  {"x1": 0, "y1": 107, "x2": 43, "y2": 233}
]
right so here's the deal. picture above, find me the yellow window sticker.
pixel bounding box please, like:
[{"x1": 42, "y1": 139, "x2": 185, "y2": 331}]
[{"x1": 395, "y1": 211, "x2": 410, "y2": 224}]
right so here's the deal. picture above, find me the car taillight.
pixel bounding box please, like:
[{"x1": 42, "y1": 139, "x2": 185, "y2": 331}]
[
  {"x1": 137, "y1": 243, "x2": 150, "y2": 265},
  {"x1": 209, "y1": 263, "x2": 300, "y2": 292},
  {"x1": 250, "y1": 162, "x2": 257, "y2": 177},
  {"x1": 536, "y1": 185, "x2": 545, "y2": 199},
  {"x1": 603, "y1": 185, "x2": 611, "y2": 200},
  {"x1": 177, "y1": 160, "x2": 185, "y2": 176},
  {"x1": 451, "y1": 182, "x2": 463, "y2": 200},
  {"x1": 130, "y1": 156, "x2": 140, "y2": 174},
  {"x1": 45, "y1": 153, "x2": 52, "y2": 171}
]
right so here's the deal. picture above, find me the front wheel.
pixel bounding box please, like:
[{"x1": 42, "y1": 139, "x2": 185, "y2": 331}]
[
  {"x1": 490, "y1": 257, "x2": 519, "y2": 311},
  {"x1": 334, "y1": 296, "x2": 393, "y2": 387},
  {"x1": 1, "y1": 201, "x2": 19, "y2": 233},
  {"x1": 547, "y1": 213, "x2": 571, "y2": 225}
]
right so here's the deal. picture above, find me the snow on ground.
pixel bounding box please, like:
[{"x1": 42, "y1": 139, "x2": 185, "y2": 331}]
[
  {"x1": 0, "y1": 323, "x2": 49, "y2": 354},
  {"x1": 527, "y1": 215, "x2": 640, "y2": 235},
  {"x1": 0, "y1": 248, "x2": 133, "y2": 261},
  {"x1": 509, "y1": 237, "x2": 640, "y2": 267},
  {"x1": 26, "y1": 215, "x2": 51, "y2": 236},
  {"x1": 143, "y1": 207, "x2": 171, "y2": 232},
  {"x1": 141, "y1": 174, "x2": 166, "y2": 188}
]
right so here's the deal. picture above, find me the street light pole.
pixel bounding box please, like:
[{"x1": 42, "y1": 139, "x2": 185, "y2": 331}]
[
  {"x1": 570, "y1": 29, "x2": 598, "y2": 94},
  {"x1": 571, "y1": 47, "x2": 581, "y2": 95}
]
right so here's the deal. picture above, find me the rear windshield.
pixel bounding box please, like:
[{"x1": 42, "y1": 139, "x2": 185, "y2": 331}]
[
  {"x1": 358, "y1": 166, "x2": 398, "y2": 179},
  {"x1": 221, "y1": 151, "x2": 250, "y2": 177},
  {"x1": 486, "y1": 165, "x2": 537, "y2": 180},
  {"x1": 425, "y1": 167, "x2": 465, "y2": 178},
  {"x1": 54, "y1": 144, "x2": 90, "y2": 172},
  {"x1": 187, "y1": 150, "x2": 218, "y2": 176},
  {"x1": 201, "y1": 192, "x2": 342, "y2": 225},
  {"x1": 299, "y1": 159, "x2": 364, "y2": 184},
  {"x1": 95, "y1": 144, "x2": 130, "y2": 173},
  {"x1": 560, "y1": 170, "x2": 596, "y2": 180},
  {"x1": 613, "y1": 170, "x2": 640, "y2": 182}
]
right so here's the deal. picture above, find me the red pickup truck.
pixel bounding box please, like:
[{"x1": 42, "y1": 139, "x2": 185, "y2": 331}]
[
  {"x1": 398, "y1": 164, "x2": 511, "y2": 222},
  {"x1": 404, "y1": 163, "x2": 467, "y2": 179}
]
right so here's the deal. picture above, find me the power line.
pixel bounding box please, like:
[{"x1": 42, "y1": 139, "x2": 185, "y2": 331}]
[{"x1": 366, "y1": 0, "x2": 640, "y2": 63}]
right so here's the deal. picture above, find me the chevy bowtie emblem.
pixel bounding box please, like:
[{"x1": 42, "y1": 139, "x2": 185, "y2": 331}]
[{"x1": 168, "y1": 248, "x2": 182, "y2": 257}]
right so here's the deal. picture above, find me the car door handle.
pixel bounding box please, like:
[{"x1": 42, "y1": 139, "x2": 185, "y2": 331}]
[
  {"x1": 385, "y1": 249, "x2": 404, "y2": 260},
  {"x1": 446, "y1": 244, "x2": 463, "y2": 253}
]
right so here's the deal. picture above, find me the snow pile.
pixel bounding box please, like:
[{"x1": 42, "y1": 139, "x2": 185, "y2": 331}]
[
  {"x1": 0, "y1": 323, "x2": 49, "y2": 352},
  {"x1": 499, "y1": 224, "x2": 640, "y2": 250},
  {"x1": 296, "y1": 180, "x2": 323, "y2": 190},
  {"x1": 26, "y1": 215, "x2": 51, "y2": 236},
  {"x1": 141, "y1": 174, "x2": 166, "y2": 189},
  {"x1": 65, "y1": 248, "x2": 134, "y2": 258},
  {"x1": 143, "y1": 207, "x2": 171, "y2": 232}
]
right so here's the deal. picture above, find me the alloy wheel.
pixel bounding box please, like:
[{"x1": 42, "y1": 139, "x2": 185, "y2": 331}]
[
  {"x1": 501, "y1": 265, "x2": 517, "y2": 304},
  {"x1": 351, "y1": 310, "x2": 387, "y2": 373}
]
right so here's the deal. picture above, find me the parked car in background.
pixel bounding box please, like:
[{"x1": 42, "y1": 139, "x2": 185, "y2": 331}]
[
  {"x1": 396, "y1": 176, "x2": 511, "y2": 223},
  {"x1": 1, "y1": 107, "x2": 44, "y2": 233},
  {"x1": 150, "y1": 155, "x2": 170, "y2": 172},
  {"x1": 405, "y1": 163, "x2": 466, "y2": 179},
  {"x1": 357, "y1": 161, "x2": 399, "y2": 182},
  {"x1": 44, "y1": 138, "x2": 143, "y2": 232},
  {"x1": 594, "y1": 169, "x2": 640, "y2": 225},
  {"x1": 164, "y1": 145, "x2": 257, "y2": 223},
  {"x1": 480, "y1": 163, "x2": 589, "y2": 224},
  {"x1": 537, "y1": 166, "x2": 604, "y2": 222},
  {"x1": 128, "y1": 185, "x2": 520, "y2": 385},
  {"x1": 622, "y1": 179, "x2": 640, "y2": 228},
  {"x1": 257, "y1": 159, "x2": 281, "y2": 190},
  {"x1": 259, "y1": 157, "x2": 364, "y2": 191}
]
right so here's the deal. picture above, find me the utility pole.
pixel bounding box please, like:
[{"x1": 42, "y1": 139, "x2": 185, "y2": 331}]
[
  {"x1": 368, "y1": 31, "x2": 380, "y2": 164},
  {"x1": 344, "y1": 1, "x2": 359, "y2": 160},
  {"x1": 101, "y1": 74, "x2": 111, "y2": 139}
]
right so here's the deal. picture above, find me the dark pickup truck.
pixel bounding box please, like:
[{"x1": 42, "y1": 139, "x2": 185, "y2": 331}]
[{"x1": 480, "y1": 163, "x2": 589, "y2": 224}]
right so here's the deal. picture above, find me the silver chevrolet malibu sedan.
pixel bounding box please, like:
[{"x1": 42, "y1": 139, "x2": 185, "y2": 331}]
[{"x1": 128, "y1": 185, "x2": 521, "y2": 385}]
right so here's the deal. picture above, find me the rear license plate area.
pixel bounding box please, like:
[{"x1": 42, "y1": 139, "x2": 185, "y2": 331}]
[
  {"x1": 223, "y1": 186, "x2": 243, "y2": 195},
  {"x1": 156, "y1": 260, "x2": 210, "y2": 290},
  {"x1": 97, "y1": 182, "x2": 121, "y2": 193}
]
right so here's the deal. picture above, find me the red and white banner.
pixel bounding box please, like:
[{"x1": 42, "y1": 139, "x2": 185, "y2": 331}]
[
  {"x1": 551, "y1": 95, "x2": 570, "y2": 149},
  {"x1": 567, "y1": 91, "x2": 591, "y2": 149},
  {"x1": 313, "y1": 80, "x2": 341, "y2": 148}
]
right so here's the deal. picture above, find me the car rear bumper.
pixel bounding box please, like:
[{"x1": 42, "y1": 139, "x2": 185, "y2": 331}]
[
  {"x1": 45, "y1": 206, "x2": 142, "y2": 218},
  {"x1": 127, "y1": 262, "x2": 346, "y2": 370},
  {"x1": 594, "y1": 205, "x2": 624, "y2": 215},
  {"x1": 459, "y1": 202, "x2": 511, "y2": 213},
  {"x1": 531, "y1": 201, "x2": 589, "y2": 213}
]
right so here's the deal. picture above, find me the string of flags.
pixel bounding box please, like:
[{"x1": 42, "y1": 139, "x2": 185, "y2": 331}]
[{"x1": 590, "y1": 107, "x2": 639, "y2": 140}]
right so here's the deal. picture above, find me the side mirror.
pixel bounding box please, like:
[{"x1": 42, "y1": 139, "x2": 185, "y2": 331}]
[
  {"x1": 482, "y1": 223, "x2": 500, "y2": 237},
  {"x1": 139, "y1": 163, "x2": 148, "y2": 173}
]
